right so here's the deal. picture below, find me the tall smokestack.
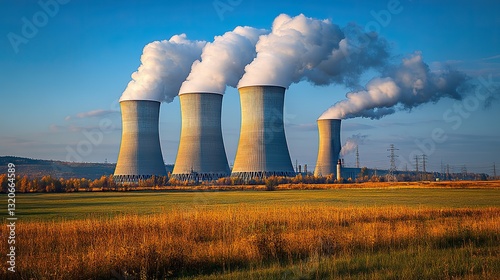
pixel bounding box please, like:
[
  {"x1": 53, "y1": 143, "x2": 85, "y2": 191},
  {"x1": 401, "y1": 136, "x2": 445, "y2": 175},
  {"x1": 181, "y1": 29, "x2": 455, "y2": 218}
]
[
  {"x1": 231, "y1": 85, "x2": 295, "y2": 180},
  {"x1": 114, "y1": 100, "x2": 167, "y2": 183},
  {"x1": 314, "y1": 119, "x2": 341, "y2": 177},
  {"x1": 171, "y1": 93, "x2": 230, "y2": 181},
  {"x1": 337, "y1": 159, "x2": 342, "y2": 181}
]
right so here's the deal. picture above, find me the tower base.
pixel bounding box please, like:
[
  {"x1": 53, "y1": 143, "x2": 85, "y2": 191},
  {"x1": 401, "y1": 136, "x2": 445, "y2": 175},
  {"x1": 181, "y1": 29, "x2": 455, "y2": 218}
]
[
  {"x1": 170, "y1": 172, "x2": 229, "y2": 182},
  {"x1": 231, "y1": 171, "x2": 296, "y2": 181}
]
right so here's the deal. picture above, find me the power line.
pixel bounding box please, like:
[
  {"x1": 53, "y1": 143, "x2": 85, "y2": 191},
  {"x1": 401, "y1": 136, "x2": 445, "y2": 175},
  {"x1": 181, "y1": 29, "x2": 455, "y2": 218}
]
[
  {"x1": 388, "y1": 144, "x2": 399, "y2": 172},
  {"x1": 414, "y1": 155, "x2": 419, "y2": 172},
  {"x1": 387, "y1": 144, "x2": 399, "y2": 181},
  {"x1": 461, "y1": 165, "x2": 467, "y2": 179},
  {"x1": 422, "y1": 154, "x2": 427, "y2": 173}
]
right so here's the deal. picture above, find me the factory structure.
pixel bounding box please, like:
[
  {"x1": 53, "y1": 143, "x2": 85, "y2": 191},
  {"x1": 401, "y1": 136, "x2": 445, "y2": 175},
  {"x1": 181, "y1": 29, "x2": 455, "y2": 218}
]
[
  {"x1": 313, "y1": 119, "x2": 342, "y2": 177},
  {"x1": 114, "y1": 100, "x2": 167, "y2": 183},
  {"x1": 113, "y1": 94, "x2": 389, "y2": 183},
  {"x1": 231, "y1": 86, "x2": 296, "y2": 180},
  {"x1": 109, "y1": 13, "x2": 486, "y2": 184},
  {"x1": 113, "y1": 90, "x2": 355, "y2": 183},
  {"x1": 171, "y1": 92, "x2": 230, "y2": 181}
]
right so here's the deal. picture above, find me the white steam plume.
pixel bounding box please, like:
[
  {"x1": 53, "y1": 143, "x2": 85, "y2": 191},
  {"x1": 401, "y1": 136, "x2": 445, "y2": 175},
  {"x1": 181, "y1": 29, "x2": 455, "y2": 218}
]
[
  {"x1": 340, "y1": 134, "x2": 367, "y2": 156},
  {"x1": 306, "y1": 23, "x2": 389, "y2": 88},
  {"x1": 319, "y1": 52, "x2": 468, "y2": 120},
  {"x1": 180, "y1": 26, "x2": 267, "y2": 94},
  {"x1": 120, "y1": 34, "x2": 206, "y2": 102},
  {"x1": 238, "y1": 14, "x2": 343, "y2": 88}
]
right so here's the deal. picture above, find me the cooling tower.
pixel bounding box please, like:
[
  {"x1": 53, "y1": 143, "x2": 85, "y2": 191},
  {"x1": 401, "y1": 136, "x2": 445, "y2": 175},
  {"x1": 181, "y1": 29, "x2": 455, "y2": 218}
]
[
  {"x1": 231, "y1": 85, "x2": 295, "y2": 180},
  {"x1": 314, "y1": 119, "x2": 342, "y2": 177},
  {"x1": 171, "y1": 93, "x2": 230, "y2": 181},
  {"x1": 114, "y1": 100, "x2": 167, "y2": 183}
]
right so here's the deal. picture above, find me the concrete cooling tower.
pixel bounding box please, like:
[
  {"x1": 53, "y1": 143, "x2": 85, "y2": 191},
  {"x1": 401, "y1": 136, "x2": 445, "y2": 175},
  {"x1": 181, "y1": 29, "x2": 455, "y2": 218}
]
[
  {"x1": 171, "y1": 93, "x2": 230, "y2": 181},
  {"x1": 314, "y1": 119, "x2": 341, "y2": 177},
  {"x1": 231, "y1": 85, "x2": 295, "y2": 180},
  {"x1": 114, "y1": 100, "x2": 167, "y2": 183}
]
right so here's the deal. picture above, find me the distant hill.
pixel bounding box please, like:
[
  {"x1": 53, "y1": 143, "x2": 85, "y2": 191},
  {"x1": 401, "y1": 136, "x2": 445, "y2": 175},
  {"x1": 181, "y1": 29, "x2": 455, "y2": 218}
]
[{"x1": 0, "y1": 156, "x2": 174, "y2": 180}]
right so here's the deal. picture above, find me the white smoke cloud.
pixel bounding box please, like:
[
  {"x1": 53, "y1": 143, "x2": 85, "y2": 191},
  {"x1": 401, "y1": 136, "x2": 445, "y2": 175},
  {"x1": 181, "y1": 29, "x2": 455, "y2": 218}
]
[
  {"x1": 238, "y1": 14, "x2": 343, "y2": 88},
  {"x1": 319, "y1": 52, "x2": 468, "y2": 119},
  {"x1": 305, "y1": 23, "x2": 389, "y2": 88},
  {"x1": 340, "y1": 134, "x2": 367, "y2": 156},
  {"x1": 340, "y1": 141, "x2": 356, "y2": 157},
  {"x1": 121, "y1": 14, "x2": 391, "y2": 102},
  {"x1": 180, "y1": 26, "x2": 267, "y2": 94},
  {"x1": 120, "y1": 34, "x2": 206, "y2": 102}
]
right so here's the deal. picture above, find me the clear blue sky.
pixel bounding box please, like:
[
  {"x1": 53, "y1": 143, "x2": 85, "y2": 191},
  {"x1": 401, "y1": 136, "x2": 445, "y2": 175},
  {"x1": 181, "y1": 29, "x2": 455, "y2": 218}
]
[{"x1": 1, "y1": 0, "x2": 499, "y2": 174}]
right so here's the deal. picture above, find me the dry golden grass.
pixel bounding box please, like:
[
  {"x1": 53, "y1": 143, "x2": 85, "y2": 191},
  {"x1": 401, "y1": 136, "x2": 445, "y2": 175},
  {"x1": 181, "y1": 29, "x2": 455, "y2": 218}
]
[{"x1": 2, "y1": 205, "x2": 499, "y2": 279}]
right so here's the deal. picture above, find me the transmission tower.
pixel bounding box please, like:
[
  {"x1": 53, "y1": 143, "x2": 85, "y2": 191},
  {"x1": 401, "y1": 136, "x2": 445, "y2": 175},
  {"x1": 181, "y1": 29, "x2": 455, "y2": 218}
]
[
  {"x1": 461, "y1": 165, "x2": 467, "y2": 180},
  {"x1": 355, "y1": 146, "x2": 360, "y2": 168},
  {"x1": 414, "y1": 155, "x2": 419, "y2": 172},
  {"x1": 494, "y1": 162, "x2": 497, "y2": 179},
  {"x1": 422, "y1": 154, "x2": 427, "y2": 173},
  {"x1": 387, "y1": 144, "x2": 399, "y2": 181}
]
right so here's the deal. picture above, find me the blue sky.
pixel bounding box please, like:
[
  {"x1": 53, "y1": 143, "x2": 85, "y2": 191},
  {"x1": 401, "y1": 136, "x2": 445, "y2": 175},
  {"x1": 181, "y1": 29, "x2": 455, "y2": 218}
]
[{"x1": 1, "y1": 0, "x2": 499, "y2": 174}]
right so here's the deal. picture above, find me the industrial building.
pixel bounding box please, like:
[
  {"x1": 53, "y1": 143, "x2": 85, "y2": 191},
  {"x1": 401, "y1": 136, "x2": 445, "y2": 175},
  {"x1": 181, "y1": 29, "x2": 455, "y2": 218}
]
[
  {"x1": 171, "y1": 92, "x2": 230, "y2": 181},
  {"x1": 231, "y1": 85, "x2": 295, "y2": 180},
  {"x1": 336, "y1": 167, "x2": 389, "y2": 181},
  {"x1": 114, "y1": 100, "x2": 167, "y2": 183},
  {"x1": 314, "y1": 119, "x2": 342, "y2": 177},
  {"x1": 111, "y1": 98, "x2": 398, "y2": 184}
]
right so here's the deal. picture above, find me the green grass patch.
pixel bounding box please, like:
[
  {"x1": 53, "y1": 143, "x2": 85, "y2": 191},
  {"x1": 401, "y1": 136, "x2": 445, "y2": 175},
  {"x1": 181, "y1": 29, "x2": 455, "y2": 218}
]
[{"x1": 4, "y1": 188, "x2": 500, "y2": 220}]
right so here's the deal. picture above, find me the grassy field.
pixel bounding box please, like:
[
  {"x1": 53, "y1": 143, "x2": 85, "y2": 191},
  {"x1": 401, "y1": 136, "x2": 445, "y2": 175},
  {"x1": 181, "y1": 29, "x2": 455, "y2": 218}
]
[
  {"x1": 1, "y1": 184, "x2": 499, "y2": 279},
  {"x1": 12, "y1": 187, "x2": 500, "y2": 220}
]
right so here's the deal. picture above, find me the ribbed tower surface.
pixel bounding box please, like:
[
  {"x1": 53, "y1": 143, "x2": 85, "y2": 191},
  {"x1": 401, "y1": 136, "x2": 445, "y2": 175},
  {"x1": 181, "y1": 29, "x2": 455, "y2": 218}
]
[
  {"x1": 114, "y1": 100, "x2": 167, "y2": 183},
  {"x1": 231, "y1": 85, "x2": 295, "y2": 180},
  {"x1": 171, "y1": 93, "x2": 230, "y2": 181},
  {"x1": 314, "y1": 119, "x2": 341, "y2": 177}
]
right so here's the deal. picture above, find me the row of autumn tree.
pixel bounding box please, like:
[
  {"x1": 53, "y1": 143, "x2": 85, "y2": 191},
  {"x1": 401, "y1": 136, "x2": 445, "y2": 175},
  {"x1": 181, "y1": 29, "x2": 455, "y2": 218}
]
[
  {"x1": 0, "y1": 173, "x2": 347, "y2": 193},
  {"x1": 0, "y1": 174, "x2": 119, "y2": 193},
  {"x1": 1, "y1": 171, "x2": 490, "y2": 193}
]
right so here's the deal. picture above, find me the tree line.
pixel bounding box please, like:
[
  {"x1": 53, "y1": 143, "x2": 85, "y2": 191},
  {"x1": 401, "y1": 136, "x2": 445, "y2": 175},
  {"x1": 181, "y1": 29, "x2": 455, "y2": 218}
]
[
  {"x1": 0, "y1": 169, "x2": 493, "y2": 193},
  {"x1": 0, "y1": 173, "x2": 339, "y2": 193}
]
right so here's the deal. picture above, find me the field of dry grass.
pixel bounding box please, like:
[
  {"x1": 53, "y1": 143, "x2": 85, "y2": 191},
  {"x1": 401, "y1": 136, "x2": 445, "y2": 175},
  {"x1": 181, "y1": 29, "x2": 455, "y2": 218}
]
[{"x1": 3, "y1": 204, "x2": 499, "y2": 279}]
